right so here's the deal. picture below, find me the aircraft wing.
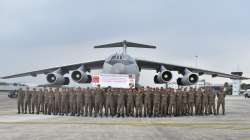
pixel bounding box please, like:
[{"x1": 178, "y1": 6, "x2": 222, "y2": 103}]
[
  {"x1": 1, "y1": 60, "x2": 105, "y2": 79},
  {"x1": 136, "y1": 59, "x2": 249, "y2": 80}
]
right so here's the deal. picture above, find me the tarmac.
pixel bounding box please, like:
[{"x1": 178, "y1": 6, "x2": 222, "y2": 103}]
[{"x1": 0, "y1": 91, "x2": 250, "y2": 140}]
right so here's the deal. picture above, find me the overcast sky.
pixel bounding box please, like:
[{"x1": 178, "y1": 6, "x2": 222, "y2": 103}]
[{"x1": 0, "y1": 0, "x2": 250, "y2": 86}]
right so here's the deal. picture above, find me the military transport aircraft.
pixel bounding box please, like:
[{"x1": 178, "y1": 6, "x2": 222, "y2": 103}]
[{"x1": 1, "y1": 40, "x2": 249, "y2": 86}]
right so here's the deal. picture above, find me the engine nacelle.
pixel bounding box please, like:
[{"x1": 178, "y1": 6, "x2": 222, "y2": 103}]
[
  {"x1": 154, "y1": 70, "x2": 173, "y2": 84},
  {"x1": 71, "y1": 70, "x2": 92, "y2": 83},
  {"x1": 46, "y1": 73, "x2": 70, "y2": 85},
  {"x1": 177, "y1": 71, "x2": 199, "y2": 86}
]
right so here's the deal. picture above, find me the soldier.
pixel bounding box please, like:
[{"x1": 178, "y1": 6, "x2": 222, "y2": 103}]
[
  {"x1": 117, "y1": 89, "x2": 126, "y2": 117},
  {"x1": 160, "y1": 88, "x2": 169, "y2": 117},
  {"x1": 37, "y1": 88, "x2": 45, "y2": 114},
  {"x1": 168, "y1": 88, "x2": 176, "y2": 116},
  {"x1": 195, "y1": 88, "x2": 202, "y2": 115},
  {"x1": 153, "y1": 88, "x2": 161, "y2": 117},
  {"x1": 85, "y1": 88, "x2": 93, "y2": 116},
  {"x1": 182, "y1": 88, "x2": 188, "y2": 115},
  {"x1": 135, "y1": 88, "x2": 143, "y2": 117},
  {"x1": 17, "y1": 88, "x2": 25, "y2": 114},
  {"x1": 54, "y1": 88, "x2": 61, "y2": 115},
  {"x1": 208, "y1": 88, "x2": 216, "y2": 115},
  {"x1": 44, "y1": 88, "x2": 50, "y2": 114},
  {"x1": 24, "y1": 87, "x2": 32, "y2": 114},
  {"x1": 144, "y1": 87, "x2": 153, "y2": 117},
  {"x1": 61, "y1": 88, "x2": 69, "y2": 115},
  {"x1": 217, "y1": 88, "x2": 226, "y2": 115},
  {"x1": 76, "y1": 87, "x2": 84, "y2": 116},
  {"x1": 31, "y1": 88, "x2": 38, "y2": 114},
  {"x1": 188, "y1": 87, "x2": 195, "y2": 116},
  {"x1": 69, "y1": 88, "x2": 77, "y2": 116},
  {"x1": 94, "y1": 86, "x2": 104, "y2": 117},
  {"x1": 105, "y1": 87, "x2": 115, "y2": 117},
  {"x1": 202, "y1": 88, "x2": 209, "y2": 115},
  {"x1": 126, "y1": 88, "x2": 135, "y2": 117},
  {"x1": 176, "y1": 88, "x2": 183, "y2": 116},
  {"x1": 48, "y1": 88, "x2": 55, "y2": 115}
]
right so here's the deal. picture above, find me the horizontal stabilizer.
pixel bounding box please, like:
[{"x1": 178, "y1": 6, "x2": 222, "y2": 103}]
[{"x1": 94, "y1": 40, "x2": 156, "y2": 49}]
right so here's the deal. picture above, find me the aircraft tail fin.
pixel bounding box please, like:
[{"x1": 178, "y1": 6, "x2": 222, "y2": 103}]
[{"x1": 94, "y1": 40, "x2": 156, "y2": 49}]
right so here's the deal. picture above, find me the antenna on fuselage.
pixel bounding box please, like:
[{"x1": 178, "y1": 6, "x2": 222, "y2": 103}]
[{"x1": 94, "y1": 40, "x2": 157, "y2": 55}]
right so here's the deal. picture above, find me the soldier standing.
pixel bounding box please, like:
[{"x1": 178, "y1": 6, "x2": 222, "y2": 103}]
[
  {"x1": 61, "y1": 88, "x2": 69, "y2": 115},
  {"x1": 153, "y1": 88, "x2": 161, "y2": 117},
  {"x1": 188, "y1": 88, "x2": 195, "y2": 116},
  {"x1": 117, "y1": 89, "x2": 126, "y2": 117},
  {"x1": 94, "y1": 86, "x2": 104, "y2": 117},
  {"x1": 37, "y1": 88, "x2": 44, "y2": 114},
  {"x1": 195, "y1": 88, "x2": 202, "y2": 115},
  {"x1": 182, "y1": 88, "x2": 188, "y2": 115},
  {"x1": 126, "y1": 88, "x2": 135, "y2": 117},
  {"x1": 44, "y1": 88, "x2": 50, "y2": 114},
  {"x1": 54, "y1": 88, "x2": 61, "y2": 115},
  {"x1": 48, "y1": 88, "x2": 55, "y2": 115},
  {"x1": 208, "y1": 88, "x2": 216, "y2": 115},
  {"x1": 105, "y1": 87, "x2": 115, "y2": 117},
  {"x1": 160, "y1": 88, "x2": 168, "y2": 117},
  {"x1": 168, "y1": 88, "x2": 176, "y2": 116},
  {"x1": 85, "y1": 88, "x2": 93, "y2": 116},
  {"x1": 69, "y1": 88, "x2": 77, "y2": 116},
  {"x1": 135, "y1": 88, "x2": 143, "y2": 117},
  {"x1": 76, "y1": 87, "x2": 84, "y2": 116},
  {"x1": 217, "y1": 88, "x2": 226, "y2": 115},
  {"x1": 17, "y1": 88, "x2": 25, "y2": 114},
  {"x1": 144, "y1": 87, "x2": 153, "y2": 117},
  {"x1": 202, "y1": 88, "x2": 209, "y2": 115},
  {"x1": 176, "y1": 89, "x2": 183, "y2": 116},
  {"x1": 24, "y1": 87, "x2": 32, "y2": 114},
  {"x1": 31, "y1": 88, "x2": 38, "y2": 114}
]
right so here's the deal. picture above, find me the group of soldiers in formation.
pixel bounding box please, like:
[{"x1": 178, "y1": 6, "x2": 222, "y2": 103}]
[{"x1": 17, "y1": 85, "x2": 226, "y2": 118}]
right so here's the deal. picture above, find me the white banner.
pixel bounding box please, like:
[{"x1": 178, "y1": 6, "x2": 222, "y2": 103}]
[{"x1": 92, "y1": 74, "x2": 135, "y2": 88}]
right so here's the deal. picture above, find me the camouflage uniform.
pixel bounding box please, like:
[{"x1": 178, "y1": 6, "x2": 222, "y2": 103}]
[
  {"x1": 153, "y1": 89, "x2": 161, "y2": 117},
  {"x1": 54, "y1": 88, "x2": 61, "y2": 115},
  {"x1": 182, "y1": 89, "x2": 188, "y2": 115},
  {"x1": 208, "y1": 88, "x2": 216, "y2": 115},
  {"x1": 168, "y1": 89, "x2": 176, "y2": 116},
  {"x1": 126, "y1": 89, "x2": 135, "y2": 117},
  {"x1": 176, "y1": 89, "x2": 183, "y2": 116},
  {"x1": 76, "y1": 88, "x2": 84, "y2": 116},
  {"x1": 48, "y1": 88, "x2": 55, "y2": 115},
  {"x1": 31, "y1": 88, "x2": 38, "y2": 114},
  {"x1": 85, "y1": 88, "x2": 93, "y2": 116},
  {"x1": 144, "y1": 88, "x2": 153, "y2": 117},
  {"x1": 202, "y1": 89, "x2": 209, "y2": 115},
  {"x1": 105, "y1": 88, "x2": 115, "y2": 117},
  {"x1": 135, "y1": 89, "x2": 143, "y2": 117},
  {"x1": 195, "y1": 89, "x2": 202, "y2": 115},
  {"x1": 94, "y1": 88, "x2": 104, "y2": 117},
  {"x1": 61, "y1": 88, "x2": 69, "y2": 115},
  {"x1": 217, "y1": 89, "x2": 226, "y2": 115},
  {"x1": 160, "y1": 89, "x2": 168, "y2": 117},
  {"x1": 117, "y1": 89, "x2": 126, "y2": 117},
  {"x1": 69, "y1": 88, "x2": 77, "y2": 116},
  {"x1": 17, "y1": 88, "x2": 25, "y2": 114},
  {"x1": 37, "y1": 89, "x2": 44, "y2": 114},
  {"x1": 188, "y1": 88, "x2": 195, "y2": 116},
  {"x1": 24, "y1": 87, "x2": 32, "y2": 114}
]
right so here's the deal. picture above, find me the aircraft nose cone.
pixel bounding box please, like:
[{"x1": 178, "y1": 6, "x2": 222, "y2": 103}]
[{"x1": 112, "y1": 63, "x2": 125, "y2": 74}]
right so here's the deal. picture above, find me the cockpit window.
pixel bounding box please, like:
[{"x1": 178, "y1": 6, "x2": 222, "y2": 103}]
[{"x1": 106, "y1": 54, "x2": 134, "y2": 65}]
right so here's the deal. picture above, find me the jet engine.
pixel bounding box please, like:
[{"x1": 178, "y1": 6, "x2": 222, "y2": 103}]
[
  {"x1": 46, "y1": 73, "x2": 70, "y2": 85},
  {"x1": 154, "y1": 70, "x2": 173, "y2": 84},
  {"x1": 71, "y1": 69, "x2": 92, "y2": 83},
  {"x1": 177, "y1": 69, "x2": 199, "y2": 86}
]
